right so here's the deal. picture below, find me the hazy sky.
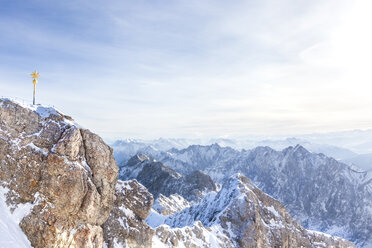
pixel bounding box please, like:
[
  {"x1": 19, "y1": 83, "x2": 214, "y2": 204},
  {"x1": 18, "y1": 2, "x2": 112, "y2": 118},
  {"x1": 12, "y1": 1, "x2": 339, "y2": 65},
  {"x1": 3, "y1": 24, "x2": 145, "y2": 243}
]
[{"x1": 1, "y1": 0, "x2": 371, "y2": 139}]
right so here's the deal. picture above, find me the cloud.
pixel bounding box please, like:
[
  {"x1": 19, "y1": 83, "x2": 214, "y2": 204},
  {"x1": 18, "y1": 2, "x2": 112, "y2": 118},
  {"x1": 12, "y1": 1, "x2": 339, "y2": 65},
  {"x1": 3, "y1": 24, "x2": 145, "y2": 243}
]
[{"x1": 0, "y1": 0, "x2": 371, "y2": 139}]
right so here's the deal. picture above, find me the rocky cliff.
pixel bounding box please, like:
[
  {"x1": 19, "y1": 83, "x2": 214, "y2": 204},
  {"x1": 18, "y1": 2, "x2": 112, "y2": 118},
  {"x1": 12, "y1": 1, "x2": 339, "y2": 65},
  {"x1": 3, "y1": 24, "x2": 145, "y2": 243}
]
[{"x1": 0, "y1": 98, "x2": 118, "y2": 247}]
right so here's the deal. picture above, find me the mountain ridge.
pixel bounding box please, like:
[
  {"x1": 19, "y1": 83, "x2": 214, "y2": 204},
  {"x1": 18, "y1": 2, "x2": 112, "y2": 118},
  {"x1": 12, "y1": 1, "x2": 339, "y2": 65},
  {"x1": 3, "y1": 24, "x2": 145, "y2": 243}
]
[{"x1": 116, "y1": 142, "x2": 372, "y2": 247}]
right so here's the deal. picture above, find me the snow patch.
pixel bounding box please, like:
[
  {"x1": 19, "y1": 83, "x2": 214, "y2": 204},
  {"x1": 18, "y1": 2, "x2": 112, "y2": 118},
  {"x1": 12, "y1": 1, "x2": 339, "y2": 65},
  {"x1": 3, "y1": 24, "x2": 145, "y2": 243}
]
[
  {"x1": 146, "y1": 209, "x2": 167, "y2": 228},
  {"x1": 0, "y1": 186, "x2": 32, "y2": 248},
  {"x1": 267, "y1": 205, "x2": 280, "y2": 218}
]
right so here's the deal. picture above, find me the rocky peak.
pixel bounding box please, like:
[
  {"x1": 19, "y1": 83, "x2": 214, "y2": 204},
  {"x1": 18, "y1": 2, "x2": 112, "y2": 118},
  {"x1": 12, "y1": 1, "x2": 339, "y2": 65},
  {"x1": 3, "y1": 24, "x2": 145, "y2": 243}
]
[
  {"x1": 0, "y1": 98, "x2": 118, "y2": 248},
  {"x1": 283, "y1": 144, "x2": 313, "y2": 158}
]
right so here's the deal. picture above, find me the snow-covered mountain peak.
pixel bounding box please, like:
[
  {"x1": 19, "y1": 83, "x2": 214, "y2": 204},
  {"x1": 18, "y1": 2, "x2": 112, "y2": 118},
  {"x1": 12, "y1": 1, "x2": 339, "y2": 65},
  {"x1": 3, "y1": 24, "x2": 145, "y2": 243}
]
[
  {"x1": 0, "y1": 97, "x2": 78, "y2": 127},
  {"x1": 126, "y1": 153, "x2": 153, "y2": 166},
  {"x1": 281, "y1": 144, "x2": 309, "y2": 155},
  {"x1": 151, "y1": 173, "x2": 355, "y2": 248}
]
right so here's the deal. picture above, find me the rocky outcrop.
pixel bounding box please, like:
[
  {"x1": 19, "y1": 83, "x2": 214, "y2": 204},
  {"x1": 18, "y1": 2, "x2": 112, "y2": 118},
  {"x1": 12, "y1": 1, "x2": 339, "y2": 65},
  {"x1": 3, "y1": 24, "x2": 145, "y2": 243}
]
[
  {"x1": 119, "y1": 154, "x2": 216, "y2": 202},
  {"x1": 0, "y1": 98, "x2": 118, "y2": 248},
  {"x1": 155, "y1": 174, "x2": 355, "y2": 248},
  {"x1": 103, "y1": 180, "x2": 154, "y2": 248}
]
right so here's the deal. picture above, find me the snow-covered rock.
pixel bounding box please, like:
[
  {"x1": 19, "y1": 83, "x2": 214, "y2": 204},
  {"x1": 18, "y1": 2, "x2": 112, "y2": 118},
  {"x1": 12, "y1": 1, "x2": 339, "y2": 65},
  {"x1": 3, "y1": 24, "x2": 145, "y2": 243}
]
[
  {"x1": 153, "y1": 194, "x2": 191, "y2": 216},
  {"x1": 103, "y1": 180, "x2": 154, "y2": 248}
]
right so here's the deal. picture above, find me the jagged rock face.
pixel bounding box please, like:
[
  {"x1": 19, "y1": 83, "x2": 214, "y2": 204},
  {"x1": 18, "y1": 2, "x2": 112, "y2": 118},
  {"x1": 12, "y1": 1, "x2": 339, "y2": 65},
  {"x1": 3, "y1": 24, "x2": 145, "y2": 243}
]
[
  {"x1": 80, "y1": 129, "x2": 118, "y2": 225},
  {"x1": 158, "y1": 174, "x2": 355, "y2": 248},
  {"x1": 103, "y1": 180, "x2": 154, "y2": 248},
  {"x1": 135, "y1": 144, "x2": 372, "y2": 247},
  {"x1": 0, "y1": 99, "x2": 118, "y2": 248},
  {"x1": 153, "y1": 194, "x2": 191, "y2": 216},
  {"x1": 119, "y1": 154, "x2": 216, "y2": 202}
]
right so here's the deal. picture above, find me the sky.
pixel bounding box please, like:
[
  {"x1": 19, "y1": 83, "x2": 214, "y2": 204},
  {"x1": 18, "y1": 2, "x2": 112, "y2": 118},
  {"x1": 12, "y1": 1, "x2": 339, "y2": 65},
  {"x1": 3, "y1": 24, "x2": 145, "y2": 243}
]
[{"x1": 0, "y1": 0, "x2": 372, "y2": 140}]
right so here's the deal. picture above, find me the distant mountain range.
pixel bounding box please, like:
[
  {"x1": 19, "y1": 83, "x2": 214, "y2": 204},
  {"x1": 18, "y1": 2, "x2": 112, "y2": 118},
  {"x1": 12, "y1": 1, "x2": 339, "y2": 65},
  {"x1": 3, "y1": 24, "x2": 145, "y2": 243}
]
[
  {"x1": 111, "y1": 132, "x2": 372, "y2": 171},
  {"x1": 115, "y1": 141, "x2": 372, "y2": 247}
]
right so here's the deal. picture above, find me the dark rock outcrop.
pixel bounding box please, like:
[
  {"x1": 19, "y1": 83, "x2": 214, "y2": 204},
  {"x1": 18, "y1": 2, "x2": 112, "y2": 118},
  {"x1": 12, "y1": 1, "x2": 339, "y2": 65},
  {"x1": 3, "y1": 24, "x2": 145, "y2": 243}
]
[{"x1": 119, "y1": 154, "x2": 216, "y2": 202}]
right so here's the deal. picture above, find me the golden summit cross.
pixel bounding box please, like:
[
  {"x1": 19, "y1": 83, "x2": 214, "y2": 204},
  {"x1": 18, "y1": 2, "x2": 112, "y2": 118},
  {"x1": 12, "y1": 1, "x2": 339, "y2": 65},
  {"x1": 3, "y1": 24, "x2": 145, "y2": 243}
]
[{"x1": 31, "y1": 71, "x2": 40, "y2": 105}]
